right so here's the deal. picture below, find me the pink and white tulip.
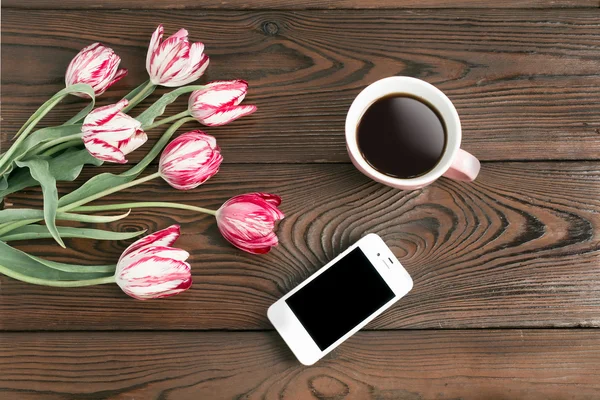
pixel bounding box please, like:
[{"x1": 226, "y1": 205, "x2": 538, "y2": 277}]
[
  {"x1": 82, "y1": 99, "x2": 147, "y2": 164},
  {"x1": 146, "y1": 24, "x2": 209, "y2": 87},
  {"x1": 188, "y1": 80, "x2": 257, "y2": 126},
  {"x1": 159, "y1": 131, "x2": 222, "y2": 190},
  {"x1": 65, "y1": 43, "x2": 127, "y2": 98},
  {"x1": 216, "y1": 193, "x2": 284, "y2": 254},
  {"x1": 115, "y1": 225, "x2": 192, "y2": 300}
]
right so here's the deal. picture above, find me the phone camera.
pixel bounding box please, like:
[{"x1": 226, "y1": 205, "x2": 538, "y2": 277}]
[{"x1": 377, "y1": 253, "x2": 380, "y2": 256}]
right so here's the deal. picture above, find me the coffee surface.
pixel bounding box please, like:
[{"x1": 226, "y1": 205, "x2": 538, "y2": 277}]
[{"x1": 357, "y1": 94, "x2": 446, "y2": 179}]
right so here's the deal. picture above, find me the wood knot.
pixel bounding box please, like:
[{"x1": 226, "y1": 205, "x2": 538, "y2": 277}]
[
  {"x1": 308, "y1": 375, "x2": 350, "y2": 399},
  {"x1": 263, "y1": 21, "x2": 279, "y2": 36}
]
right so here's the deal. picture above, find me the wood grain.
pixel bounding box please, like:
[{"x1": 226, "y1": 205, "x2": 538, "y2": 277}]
[
  {"x1": 3, "y1": 0, "x2": 599, "y2": 9},
  {"x1": 2, "y1": 162, "x2": 598, "y2": 330},
  {"x1": 1, "y1": 330, "x2": 599, "y2": 399},
  {"x1": 3, "y1": 10, "x2": 600, "y2": 162}
]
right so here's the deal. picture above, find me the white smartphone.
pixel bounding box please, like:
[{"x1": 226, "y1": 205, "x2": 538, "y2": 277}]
[{"x1": 268, "y1": 233, "x2": 413, "y2": 365}]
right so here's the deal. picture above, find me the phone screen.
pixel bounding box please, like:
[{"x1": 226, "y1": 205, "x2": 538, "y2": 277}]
[{"x1": 285, "y1": 247, "x2": 395, "y2": 350}]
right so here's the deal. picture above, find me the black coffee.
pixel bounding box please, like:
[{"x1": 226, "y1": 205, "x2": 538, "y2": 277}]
[{"x1": 357, "y1": 94, "x2": 446, "y2": 179}]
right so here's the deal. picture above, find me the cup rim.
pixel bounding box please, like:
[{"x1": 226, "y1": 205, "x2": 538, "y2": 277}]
[{"x1": 345, "y1": 76, "x2": 461, "y2": 188}]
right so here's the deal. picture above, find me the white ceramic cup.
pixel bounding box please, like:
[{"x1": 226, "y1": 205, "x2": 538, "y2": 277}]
[{"x1": 345, "y1": 76, "x2": 480, "y2": 190}]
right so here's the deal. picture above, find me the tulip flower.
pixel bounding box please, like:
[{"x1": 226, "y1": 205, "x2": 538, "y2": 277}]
[
  {"x1": 115, "y1": 225, "x2": 192, "y2": 300},
  {"x1": 146, "y1": 24, "x2": 209, "y2": 87},
  {"x1": 216, "y1": 193, "x2": 285, "y2": 254},
  {"x1": 82, "y1": 99, "x2": 147, "y2": 164},
  {"x1": 65, "y1": 43, "x2": 127, "y2": 98},
  {"x1": 188, "y1": 80, "x2": 257, "y2": 126},
  {"x1": 159, "y1": 130, "x2": 222, "y2": 190},
  {"x1": 70, "y1": 193, "x2": 285, "y2": 256}
]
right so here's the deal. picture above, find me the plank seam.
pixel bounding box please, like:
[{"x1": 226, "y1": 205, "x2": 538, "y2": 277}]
[
  {"x1": 2, "y1": 327, "x2": 599, "y2": 333},
  {"x1": 2, "y1": 6, "x2": 600, "y2": 10}
]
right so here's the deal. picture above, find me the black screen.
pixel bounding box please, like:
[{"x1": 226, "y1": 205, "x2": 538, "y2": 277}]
[{"x1": 286, "y1": 247, "x2": 395, "y2": 350}]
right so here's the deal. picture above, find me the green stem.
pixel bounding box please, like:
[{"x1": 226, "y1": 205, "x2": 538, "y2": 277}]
[
  {"x1": 122, "y1": 80, "x2": 155, "y2": 114},
  {"x1": 124, "y1": 117, "x2": 195, "y2": 177},
  {"x1": 73, "y1": 201, "x2": 217, "y2": 216},
  {"x1": 60, "y1": 171, "x2": 162, "y2": 212},
  {"x1": 145, "y1": 110, "x2": 190, "y2": 130},
  {"x1": 42, "y1": 140, "x2": 83, "y2": 157},
  {"x1": 0, "y1": 94, "x2": 66, "y2": 173},
  {"x1": 0, "y1": 172, "x2": 160, "y2": 237},
  {"x1": 0, "y1": 265, "x2": 115, "y2": 287},
  {"x1": 34, "y1": 133, "x2": 83, "y2": 155},
  {"x1": 0, "y1": 219, "x2": 43, "y2": 237}
]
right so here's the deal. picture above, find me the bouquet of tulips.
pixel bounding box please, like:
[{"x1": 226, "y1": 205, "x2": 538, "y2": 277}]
[{"x1": 0, "y1": 25, "x2": 284, "y2": 300}]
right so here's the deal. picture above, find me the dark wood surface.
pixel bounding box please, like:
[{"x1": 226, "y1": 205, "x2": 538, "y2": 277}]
[
  {"x1": 1, "y1": 1, "x2": 599, "y2": 399},
  {"x1": 3, "y1": 162, "x2": 599, "y2": 330},
  {"x1": 1, "y1": 330, "x2": 600, "y2": 400},
  {"x1": 4, "y1": 0, "x2": 599, "y2": 9},
  {"x1": 3, "y1": 10, "x2": 600, "y2": 161}
]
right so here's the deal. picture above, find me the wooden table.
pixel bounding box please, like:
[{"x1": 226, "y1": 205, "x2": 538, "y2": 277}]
[{"x1": 1, "y1": 0, "x2": 600, "y2": 398}]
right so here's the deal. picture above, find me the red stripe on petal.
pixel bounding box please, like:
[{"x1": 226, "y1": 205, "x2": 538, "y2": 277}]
[
  {"x1": 199, "y1": 104, "x2": 257, "y2": 127},
  {"x1": 83, "y1": 138, "x2": 126, "y2": 163},
  {"x1": 120, "y1": 225, "x2": 181, "y2": 259}
]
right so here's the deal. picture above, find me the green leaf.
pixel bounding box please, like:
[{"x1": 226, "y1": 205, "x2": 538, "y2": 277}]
[
  {"x1": 136, "y1": 85, "x2": 203, "y2": 128},
  {"x1": 0, "y1": 175, "x2": 7, "y2": 191},
  {"x1": 58, "y1": 172, "x2": 136, "y2": 208},
  {"x1": 11, "y1": 85, "x2": 88, "y2": 141},
  {"x1": 0, "y1": 240, "x2": 112, "y2": 280},
  {"x1": 15, "y1": 158, "x2": 64, "y2": 248},
  {"x1": 0, "y1": 208, "x2": 131, "y2": 225},
  {"x1": 60, "y1": 83, "x2": 96, "y2": 125},
  {"x1": 0, "y1": 224, "x2": 145, "y2": 242},
  {"x1": 20, "y1": 124, "x2": 83, "y2": 156},
  {"x1": 0, "y1": 148, "x2": 102, "y2": 199},
  {"x1": 1, "y1": 83, "x2": 92, "y2": 178},
  {"x1": 11, "y1": 83, "x2": 92, "y2": 141},
  {"x1": 0, "y1": 125, "x2": 83, "y2": 190},
  {"x1": 28, "y1": 253, "x2": 116, "y2": 274}
]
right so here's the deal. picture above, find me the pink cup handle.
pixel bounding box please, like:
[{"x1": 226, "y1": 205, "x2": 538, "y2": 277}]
[{"x1": 443, "y1": 149, "x2": 480, "y2": 182}]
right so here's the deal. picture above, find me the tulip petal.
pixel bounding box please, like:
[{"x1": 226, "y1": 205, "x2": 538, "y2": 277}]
[
  {"x1": 119, "y1": 245, "x2": 190, "y2": 273},
  {"x1": 198, "y1": 104, "x2": 257, "y2": 127},
  {"x1": 159, "y1": 131, "x2": 222, "y2": 190},
  {"x1": 146, "y1": 25, "x2": 209, "y2": 87},
  {"x1": 117, "y1": 129, "x2": 148, "y2": 155},
  {"x1": 147, "y1": 24, "x2": 164, "y2": 75},
  {"x1": 216, "y1": 193, "x2": 284, "y2": 254},
  {"x1": 168, "y1": 28, "x2": 189, "y2": 42},
  {"x1": 117, "y1": 256, "x2": 192, "y2": 300},
  {"x1": 155, "y1": 41, "x2": 190, "y2": 84},
  {"x1": 221, "y1": 228, "x2": 278, "y2": 254},
  {"x1": 104, "y1": 68, "x2": 128, "y2": 91},
  {"x1": 174, "y1": 43, "x2": 208, "y2": 86},
  {"x1": 160, "y1": 52, "x2": 209, "y2": 88},
  {"x1": 66, "y1": 43, "x2": 125, "y2": 97},
  {"x1": 254, "y1": 193, "x2": 283, "y2": 207},
  {"x1": 83, "y1": 137, "x2": 126, "y2": 164},
  {"x1": 189, "y1": 80, "x2": 248, "y2": 111},
  {"x1": 82, "y1": 100, "x2": 143, "y2": 144},
  {"x1": 83, "y1": 99, "x2": 127, "y2": 127},
  {"x1": 121, "y1": 225, "x2": 181, "y2": 259}
]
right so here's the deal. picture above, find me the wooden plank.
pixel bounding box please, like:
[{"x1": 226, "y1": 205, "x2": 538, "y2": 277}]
[
  {"x1": 2, "y1": 10, "x2": 600, "y2": 162},
  {"x1": 2, "y1": 162, "x2": 599, "y2": 330},
  {"x1": 1, "y1": 330, "x2": 599, "y2": 399},
  {"x1": 3, "y1": 0, "x2": 599, "y2": 9}
]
